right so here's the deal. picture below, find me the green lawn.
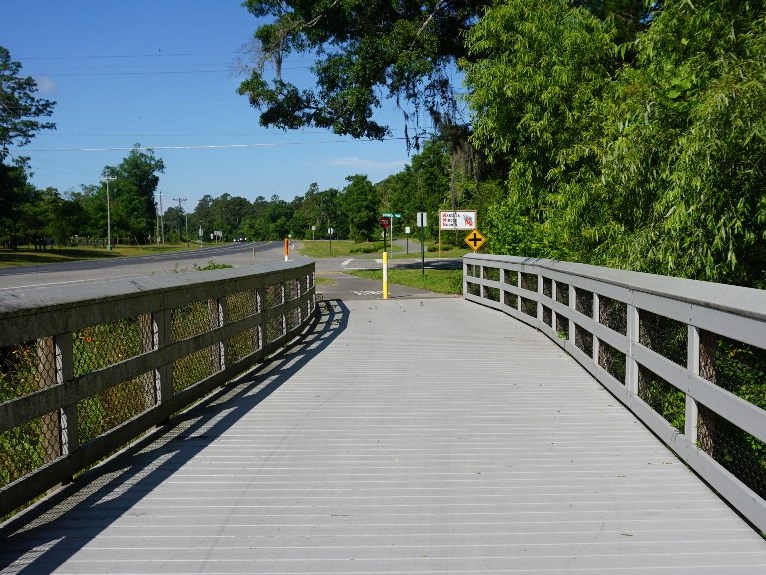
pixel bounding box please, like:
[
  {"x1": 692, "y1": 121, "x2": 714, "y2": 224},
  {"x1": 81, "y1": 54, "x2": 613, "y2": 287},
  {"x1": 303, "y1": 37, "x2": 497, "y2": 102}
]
[
  {"x1": 346, "y1": 268, "x2": 463, "y2": 295},
  {"x1": 0, "y1": 243, "x2": 202, "y2": 268},
  {"x1": 297, "y1": 239, "x2": 470, "y2": 259}
]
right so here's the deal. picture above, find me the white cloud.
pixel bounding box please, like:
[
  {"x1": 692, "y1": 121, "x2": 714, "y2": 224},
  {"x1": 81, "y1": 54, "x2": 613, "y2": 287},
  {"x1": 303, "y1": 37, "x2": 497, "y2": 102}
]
[
  {"x1": 324, "y1": 156, "x2": 407, "y2": 170},
  {"x1": 34, "y1": 76, "x2": 57, "y2": 96}
]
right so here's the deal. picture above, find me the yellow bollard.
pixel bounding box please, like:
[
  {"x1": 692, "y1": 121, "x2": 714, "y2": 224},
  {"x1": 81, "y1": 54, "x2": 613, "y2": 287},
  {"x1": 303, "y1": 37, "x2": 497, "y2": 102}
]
[{"x1": 382, "y1": 252, "x2": 388, "y2": 300}]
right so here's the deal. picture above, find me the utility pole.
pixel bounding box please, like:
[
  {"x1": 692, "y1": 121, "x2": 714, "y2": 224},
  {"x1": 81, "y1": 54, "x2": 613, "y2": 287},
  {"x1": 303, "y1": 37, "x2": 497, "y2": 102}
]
[
  {"x1": 158, "y1": 192, "x2": 165, "y2": 244},
  {"x1": 101, "y1": 174, "x2": 116, "y2": 250},
  {"x1": 173, "y1": 197, "x2": 187, "y2": 243}
]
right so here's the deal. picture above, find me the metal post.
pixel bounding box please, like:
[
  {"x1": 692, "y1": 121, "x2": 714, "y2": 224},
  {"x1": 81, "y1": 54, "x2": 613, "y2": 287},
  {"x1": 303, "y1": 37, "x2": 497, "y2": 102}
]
[{"x1": 102, "y1": 175, "x2": 116, "y2": 250}]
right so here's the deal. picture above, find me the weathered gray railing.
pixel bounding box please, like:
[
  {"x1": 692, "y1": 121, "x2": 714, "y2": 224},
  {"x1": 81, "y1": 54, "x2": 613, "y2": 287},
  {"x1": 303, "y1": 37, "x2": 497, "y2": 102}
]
[
  {"x1": 0, "y1": 258, "x2": 316, "y2": 519},
  {"x1": 464, "y1": 254, "x2": 766, "y2": 533}
]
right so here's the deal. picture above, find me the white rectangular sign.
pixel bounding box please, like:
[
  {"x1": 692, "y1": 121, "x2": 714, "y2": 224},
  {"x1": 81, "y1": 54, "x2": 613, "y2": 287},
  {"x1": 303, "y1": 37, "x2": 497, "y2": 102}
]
[{"x1": 439, "y1": 210, "x2": 476, "y2": 230}]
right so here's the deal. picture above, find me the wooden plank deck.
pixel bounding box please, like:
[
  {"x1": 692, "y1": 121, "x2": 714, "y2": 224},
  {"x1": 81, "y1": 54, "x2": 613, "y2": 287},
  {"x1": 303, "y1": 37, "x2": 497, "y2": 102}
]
[{"x1": 2, "y1": 297, "x2": 766, "y2": 574}]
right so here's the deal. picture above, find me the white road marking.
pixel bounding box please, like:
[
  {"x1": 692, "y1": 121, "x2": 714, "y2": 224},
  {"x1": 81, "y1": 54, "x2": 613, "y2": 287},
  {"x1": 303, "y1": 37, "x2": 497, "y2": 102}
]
[{"x1": 341, "y1": 259, "x2": 353, "y2": 266}]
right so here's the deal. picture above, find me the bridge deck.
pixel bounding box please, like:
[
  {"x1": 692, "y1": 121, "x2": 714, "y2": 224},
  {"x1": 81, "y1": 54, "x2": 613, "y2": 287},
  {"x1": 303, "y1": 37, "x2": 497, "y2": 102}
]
[{"x1": 2, "y1": 298, "x2": 766, "y2": 574}]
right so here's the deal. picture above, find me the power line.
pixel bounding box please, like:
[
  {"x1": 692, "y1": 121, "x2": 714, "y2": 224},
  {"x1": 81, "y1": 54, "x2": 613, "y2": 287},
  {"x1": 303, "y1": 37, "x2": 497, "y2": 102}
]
[{"x1": 22, "y1": 139, "x2": 408, "y2": 153}]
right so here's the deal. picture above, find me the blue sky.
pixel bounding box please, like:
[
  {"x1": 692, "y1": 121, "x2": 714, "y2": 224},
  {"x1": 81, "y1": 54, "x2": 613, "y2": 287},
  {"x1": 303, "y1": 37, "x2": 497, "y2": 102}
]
[{"x1": 4, "y1": 1, "x2": 415, "y2": 211}]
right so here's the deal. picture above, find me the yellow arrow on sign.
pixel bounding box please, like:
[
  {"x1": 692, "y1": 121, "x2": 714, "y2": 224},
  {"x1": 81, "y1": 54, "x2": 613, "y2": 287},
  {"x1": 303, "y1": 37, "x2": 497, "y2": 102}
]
[{"x1": 464, "y1": 229, "x2": 486, "y2": 252}]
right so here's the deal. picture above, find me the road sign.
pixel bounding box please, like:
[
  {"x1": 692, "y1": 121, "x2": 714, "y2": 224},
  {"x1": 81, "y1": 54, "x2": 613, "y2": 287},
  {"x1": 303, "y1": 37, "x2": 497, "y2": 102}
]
[
  {"x1": 417, "y1": 212, "x2": 427, "y2": 227},
  {"x1": 464, "y1": 229, "x2": 486, "y2": 252},
  {"x1": 379, "y1": 216, "x2": 391, "y2": 229}
]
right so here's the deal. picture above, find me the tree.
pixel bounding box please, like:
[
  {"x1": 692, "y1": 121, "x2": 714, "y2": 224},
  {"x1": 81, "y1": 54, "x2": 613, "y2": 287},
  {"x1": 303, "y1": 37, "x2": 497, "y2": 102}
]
[
  {"x1": 591, "y1": 0, "x2": 766, "y2": 286},
  {"x1": 237, "y1": 1, "x2": 491, "y2": 144},
  {"x1": 0, "y1": 46, "x2": 55, "y2": 161},
  {"x1": 463, "y1": 0, "x2": 617, "y2": 259},
  {"x1": 0, "y1": 47, "x2": 55, "y2": 248},
  {"x1": 101, "y1": 146, "x2": 165, "y2": 244},
  {"x1": 340, "y1": 175, "x2": 379, "y2": 242}
]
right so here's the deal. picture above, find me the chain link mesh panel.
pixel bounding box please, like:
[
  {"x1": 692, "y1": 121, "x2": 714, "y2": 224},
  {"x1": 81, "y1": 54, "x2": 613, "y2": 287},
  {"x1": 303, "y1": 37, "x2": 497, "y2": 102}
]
[
  {"x1": 639, "y1": 309, "x2": 687, "y2": 367},
  {"x1": 285, "y1": 279, "x2": 302, "y2": 332},
  {"x1": 553, "y1": 282, "x2": 569, "y2": 339},
  {"x1": 1, "y1": 340, "x2": 61, "y2": 489},
  {"x1": 574, "y1": 288, "x2": 594, "y2": 355},
  {"x1": 73, "y1": 319, "x2": 143, "y2": 376},
  {"x1": 519, "y1": 272, "x2": 538, "y2": 317},
  {"x1": 0, "y1": 342, "x2": 41, "y2": 402},
  {"x1": 638, "y1": 365, "x2": 685, "y2": 433},
  {"x1": 172, "y1": 301, "x2": 219, "y2": 392},
  {"x1": 77, "y1": 372, "x2": 155, "y2": 444},
  {"x1": 481, "y1": 267, "x2": 500, "y2": 302},
  {"x1": 225, "y1": 291, "x2": 259, "y2": 364},
  {"x1": 696, "y1": 330, "x2": 766, "y2": 499},
  {"x1": 0, "y1": 411, "x2": 58, "y2": 489}
]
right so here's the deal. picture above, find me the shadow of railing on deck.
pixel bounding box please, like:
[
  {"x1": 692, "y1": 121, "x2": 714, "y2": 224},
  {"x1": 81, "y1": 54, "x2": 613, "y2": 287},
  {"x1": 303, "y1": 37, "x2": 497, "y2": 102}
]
[{"x1": 0, "y1": 299, "x2": 348, "y2": 574}]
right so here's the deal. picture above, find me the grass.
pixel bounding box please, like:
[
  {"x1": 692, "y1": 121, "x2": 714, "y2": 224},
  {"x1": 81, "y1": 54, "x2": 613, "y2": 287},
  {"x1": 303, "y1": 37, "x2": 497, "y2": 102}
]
[
  {"x1": 297, "y1": 239, "x2": 470, "y2": 259},
  {"x1": 346, "y1": 268, "x2": 463, "y2": 295},
  {"x1": 0, "y1": 243, "x2": 201, "y2": 268}
]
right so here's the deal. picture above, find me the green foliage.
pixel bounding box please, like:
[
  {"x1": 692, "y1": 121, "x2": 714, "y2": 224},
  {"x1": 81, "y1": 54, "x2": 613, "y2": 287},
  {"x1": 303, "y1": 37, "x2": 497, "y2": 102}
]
[
  {"x1": 238, "y1": 1, "x2": 490, "y2": 143},
  {"x1": 340, "y1": 175, "x2": 378, "y2": 242},
  {"x1": 0, "y1": 46, "x2": 55, "y2": 160}
]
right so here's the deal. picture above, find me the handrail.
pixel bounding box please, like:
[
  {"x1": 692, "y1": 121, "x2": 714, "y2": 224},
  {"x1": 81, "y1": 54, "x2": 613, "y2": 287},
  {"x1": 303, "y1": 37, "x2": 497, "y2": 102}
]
[
  {"x1": 464, "y1": 253, "x2": 766, "y2": 533},
  {"x1": 0, "y1": 258, "x2": 316, "y2": 519}
]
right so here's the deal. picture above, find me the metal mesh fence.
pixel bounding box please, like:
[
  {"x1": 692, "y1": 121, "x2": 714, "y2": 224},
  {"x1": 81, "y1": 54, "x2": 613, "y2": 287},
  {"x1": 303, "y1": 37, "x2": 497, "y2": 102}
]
[
  {"x1": 542, "y1": 305, "x2": 552, "y2": 328},
  {"x1": 639, "y1": 309, "x2": 687, "y2": 368},
  {"x1": 599, "y1": 296, "x2": 627, "y2": 336},
  {"x1": 638, "y1": 365, "x2": 685, "y2": 433},
  {"x1": 74, "y1": 319, "x2": 143, "y2": 376},
  {"x1": 286, "y1": 279, "x2": 302, "y2": 331},
  {"x1": 1, "y1": 264, "x2": 317, "y2": 522},
  {"x1": 1, "y1": 340, "x2": 61, "y2": 489},
  {"x1": 696, "y1": 330, "x2": 766, "y2": 499},
  {"x1": 1, "y1": 342, "x2": 41, "y2": 402},
  {"x1": 504, "y1": 289, "x2": 517, "y2": 309},
  {"x1": 599, "y1": 342, "x2": 626, "y2": 384},
  {"x1": 172, "y1": 301, "x2": 219, "y2": 392},
  {"x1": 225, "y1": 291, "x2": 259, "y2": 364},
  {"x1": 77, "y1": 372, "x2": 155, "y2": 444},
  {"x1": 0, "y1": 411, "x2": 58, "y2": 488}
]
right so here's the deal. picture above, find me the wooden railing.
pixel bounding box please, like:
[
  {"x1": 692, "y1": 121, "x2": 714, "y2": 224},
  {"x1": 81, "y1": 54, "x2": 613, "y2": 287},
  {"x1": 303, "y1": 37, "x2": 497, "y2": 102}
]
[
  {"x1": 464, "y1": 254, "x2": 766, "y2": 533},
  {"x1": 0, "y1": 258, "x2": 316, "y2": 519}
]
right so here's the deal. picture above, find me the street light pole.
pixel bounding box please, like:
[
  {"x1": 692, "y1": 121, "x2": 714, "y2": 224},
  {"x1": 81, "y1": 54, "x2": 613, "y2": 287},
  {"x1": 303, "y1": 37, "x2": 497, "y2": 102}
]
[{"x1": 101, "y1": 175, "x2": 116, "y2": 250}]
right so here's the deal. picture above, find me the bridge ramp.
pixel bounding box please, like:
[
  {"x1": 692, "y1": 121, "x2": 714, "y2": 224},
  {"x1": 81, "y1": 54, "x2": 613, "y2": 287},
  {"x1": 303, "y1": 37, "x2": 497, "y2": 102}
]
[{"x1": 2, "y1": 298, "x2": 766, "y2": 573}]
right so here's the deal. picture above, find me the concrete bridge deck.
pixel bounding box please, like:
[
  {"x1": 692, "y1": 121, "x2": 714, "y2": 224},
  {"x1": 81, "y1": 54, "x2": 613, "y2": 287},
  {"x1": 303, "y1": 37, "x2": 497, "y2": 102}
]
[{"x1": 2, "y1": 296, "x2": 766, "y2": 574}]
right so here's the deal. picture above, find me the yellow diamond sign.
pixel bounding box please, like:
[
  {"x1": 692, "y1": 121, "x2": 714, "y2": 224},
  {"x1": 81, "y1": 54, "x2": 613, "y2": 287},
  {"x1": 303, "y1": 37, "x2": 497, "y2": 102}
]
[{"x1": 464, "y1": 229, "x2": 486, "y2": 252}]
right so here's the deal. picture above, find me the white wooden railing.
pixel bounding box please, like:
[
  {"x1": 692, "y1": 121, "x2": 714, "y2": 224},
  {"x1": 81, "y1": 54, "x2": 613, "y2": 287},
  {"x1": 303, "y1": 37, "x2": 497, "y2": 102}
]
[
  {"x1": 464, "y1": 254, "x2": 766, "y2": 533},
  {"x1": 0, "y1": 258, "x2": 316, "y2": 519}
]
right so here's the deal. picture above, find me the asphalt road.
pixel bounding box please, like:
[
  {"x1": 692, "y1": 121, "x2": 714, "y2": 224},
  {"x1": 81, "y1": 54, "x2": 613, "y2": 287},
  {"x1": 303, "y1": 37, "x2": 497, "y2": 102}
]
[{"x1": 0, "y1": 241, "x2": 463, "y2": 300}]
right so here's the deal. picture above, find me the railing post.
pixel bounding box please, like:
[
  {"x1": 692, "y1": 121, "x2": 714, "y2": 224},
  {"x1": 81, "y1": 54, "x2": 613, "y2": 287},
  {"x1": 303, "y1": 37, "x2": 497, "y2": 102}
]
[
  {"x1": 155, "y1": 309, "x2": 173, "y2": 404},
  {"x1": 686, "y1": 325, "x2": 700, "y2": 445},
  {"x1": 256, "y1": 287, "x2": 266, "y2": 349},
  {"x1": 56, "y1": 333, "x2": 77, "y2": 459},
  {"x1": 569, "y1": 284, "x2": 576, "y2": 346},
  {"x1": 626, "y1": 303, "x2": 639, "y2": 393},
  {"x1": 592, "y1": 292, "x2": 600, "y2": 363},
  {"x1": 551, "y1": 279, "x2": 557, "y2": 333},
  {"x1": 516, "y1": 267, "x2": 522, "y2": 312},
  {"x1": 537, "y1": 274, "x2": 544, "y2": 323}
]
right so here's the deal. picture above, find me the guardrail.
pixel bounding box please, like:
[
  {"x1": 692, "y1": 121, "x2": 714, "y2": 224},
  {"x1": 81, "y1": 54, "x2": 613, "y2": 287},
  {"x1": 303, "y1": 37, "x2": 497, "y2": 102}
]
[
  {"x1": 0, "y1": 258, "x2": 316, "y2": 520},
  {"x1": 464, "y1": 254, "x2": 766, "y2": 533}
]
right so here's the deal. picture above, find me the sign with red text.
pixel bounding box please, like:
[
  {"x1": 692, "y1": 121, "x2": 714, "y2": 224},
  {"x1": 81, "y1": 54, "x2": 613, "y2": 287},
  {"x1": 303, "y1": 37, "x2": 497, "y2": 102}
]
[{"x1": 439, "y1": 210, "x2": 476, "y2": 230}]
